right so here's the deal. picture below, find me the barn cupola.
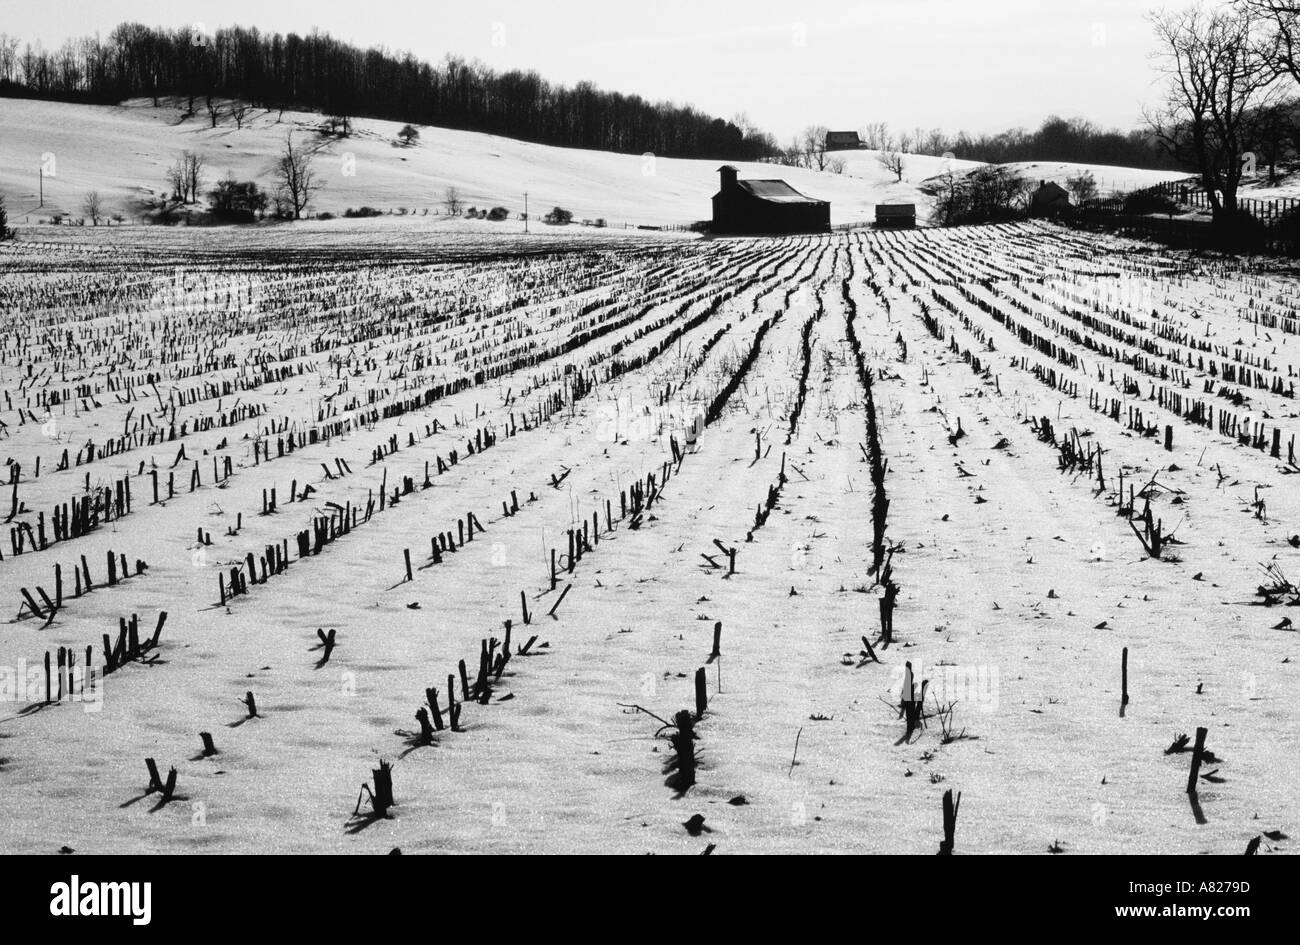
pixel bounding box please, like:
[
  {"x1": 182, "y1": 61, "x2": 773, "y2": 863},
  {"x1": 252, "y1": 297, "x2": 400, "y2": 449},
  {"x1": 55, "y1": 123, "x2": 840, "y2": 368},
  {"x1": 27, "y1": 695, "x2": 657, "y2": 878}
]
[{"x1": 718, "y1": 165, "x2": 738, "y2": 189}]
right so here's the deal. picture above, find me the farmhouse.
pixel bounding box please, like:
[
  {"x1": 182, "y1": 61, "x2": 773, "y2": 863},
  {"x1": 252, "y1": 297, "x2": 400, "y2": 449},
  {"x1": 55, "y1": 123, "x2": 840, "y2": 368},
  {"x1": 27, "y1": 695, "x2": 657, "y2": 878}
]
[
  {"x1": 825, "y1": 130, "x2": 865, "y2": 151},
  {"x1": 1031, "y1": 181, "x2": 1072, "y2": 216},
  {"x1": 875, "y1": 204, "x2": 917, "y2": 228},
  {"x1": 711, "y1": 165, "x2": 831, "y2": 235}
]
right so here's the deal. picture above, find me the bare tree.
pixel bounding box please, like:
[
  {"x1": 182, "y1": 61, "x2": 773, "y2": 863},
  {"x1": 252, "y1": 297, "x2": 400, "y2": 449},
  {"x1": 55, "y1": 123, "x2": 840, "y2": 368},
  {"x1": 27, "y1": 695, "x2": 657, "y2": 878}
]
[
  {"x1": 183, "y1": 152, "x2": 205, "y2": 204},
  {"x1": 397, "y1": 124, "x2": 420, "y2": 146},
  {"x1": 922, "y1": 128, "x2": 950, "y2": 156},
  {"x1": 1241, "y1": 1, "x2": 1300, "y2": 82},
  {"x1": 165, "y1": 162, "x2": 185, "y2": 203},
  {"x1": 231, "y1": 102, "x2": 253, "y2": 129},
  {"x1": 861, "y1": 121, "x2": 891, "y2": 150},
  {"x1": 926, "y1": 170, "x2": 962, "y2": 226},
  {"x1": 81, "y1": 190, "x2": 103, "y2": 225},
  {"x1": 878, "y1": 149, "x2": 905, "y2": 181},
  {"x1": 1146, "y1": 3, "x2": 1279, "y2": 227},
  {"x1": 274, "y1": 133, "x2": 320, "y2": 220},
  {"x1": 782, "y1": 137, "x2": 809, "y2": 169},
  {"x1": 1065, "y1": 170, "x2": 1099, "y2": 203},
  {"x1": 801, "y1": 126, "x2": 830, "y2": 171},
  {"x1": 166, "y1": 151, "x2": 206, "y2": 204},
  {"x1": 443, "y1": 186, "x2": 463, "y2": 215},
  {"x1": 204, "y1": 94, "x2": 220, "y2": 128}
]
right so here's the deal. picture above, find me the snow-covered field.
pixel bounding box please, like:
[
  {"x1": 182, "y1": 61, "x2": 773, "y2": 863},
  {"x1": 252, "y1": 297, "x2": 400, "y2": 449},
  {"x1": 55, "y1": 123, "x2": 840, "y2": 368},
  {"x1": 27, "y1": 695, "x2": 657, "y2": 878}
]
[{"x1": 0, "y1": 220, "x2": 1296, "y2": 854}]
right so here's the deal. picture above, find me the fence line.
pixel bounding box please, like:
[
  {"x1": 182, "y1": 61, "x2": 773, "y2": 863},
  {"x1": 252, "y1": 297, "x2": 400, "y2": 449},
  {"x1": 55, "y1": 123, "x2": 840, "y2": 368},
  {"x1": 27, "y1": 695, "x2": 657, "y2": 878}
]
[{"x1": 1075, "y1": 179, "x2": 1300, "y2": 256}]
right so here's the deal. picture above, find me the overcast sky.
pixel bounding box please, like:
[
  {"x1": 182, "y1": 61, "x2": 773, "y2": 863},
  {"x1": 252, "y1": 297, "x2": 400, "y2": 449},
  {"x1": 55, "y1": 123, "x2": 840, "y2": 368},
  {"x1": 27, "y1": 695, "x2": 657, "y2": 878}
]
[{"x1": 0, "y1": 0, "x2": 1202, "y2": 140}]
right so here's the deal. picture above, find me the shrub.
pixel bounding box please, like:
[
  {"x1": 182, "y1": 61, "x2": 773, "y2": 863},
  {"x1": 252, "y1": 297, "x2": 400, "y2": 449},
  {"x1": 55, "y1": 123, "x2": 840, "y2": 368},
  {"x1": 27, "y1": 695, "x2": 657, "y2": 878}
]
[
  {"x1": 487, "y1": 206, "x2": 509, "y2": 221},
  {"x1": 207, "y1": 176, "x2": 268, "y2": 223},
  {"x1": 924, "y1": 166, "x2": 1030, "y2": 226},
  {"x1": 1123, "y1": 192, "x2": 1179, "y2": 216},
  {"x1": 544, "y1": 206, "x2": 573, "y2": 225},
  {"x1": 0, "y1": 194, "x2": 13, "y2": 240},
  {"x1": 344, "y1": 206, "x2": 384, "y2": 218}
]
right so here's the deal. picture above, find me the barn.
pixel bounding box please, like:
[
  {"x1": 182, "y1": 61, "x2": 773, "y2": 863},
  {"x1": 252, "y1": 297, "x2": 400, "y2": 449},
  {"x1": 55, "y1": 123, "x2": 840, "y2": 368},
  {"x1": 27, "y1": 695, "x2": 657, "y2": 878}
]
[
  {"x1": 825, "y1": 131, "x2": 865, "y2": 151},
  {"x1": 875, "y1": 204, "x2": 916, "y2": 228},
  {"x1": 711, "y1": 166, "x2": 831, "y2": 235}
]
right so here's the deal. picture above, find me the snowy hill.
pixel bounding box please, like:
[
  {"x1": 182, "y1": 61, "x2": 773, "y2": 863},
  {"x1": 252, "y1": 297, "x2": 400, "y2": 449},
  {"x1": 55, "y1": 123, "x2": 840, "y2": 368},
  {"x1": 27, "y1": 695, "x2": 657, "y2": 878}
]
[
  {"x1": 0, "y1": 98, "x2": 900, "y2": 229},
  {"x1": 0, "y1": 98, "x2": 1197, "y2": 231}
]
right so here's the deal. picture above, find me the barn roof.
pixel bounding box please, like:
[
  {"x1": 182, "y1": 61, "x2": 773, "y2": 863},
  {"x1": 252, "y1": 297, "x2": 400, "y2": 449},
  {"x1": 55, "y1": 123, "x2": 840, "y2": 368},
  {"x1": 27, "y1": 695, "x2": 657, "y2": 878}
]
[{"x1": 737, "y1": 180, "x2": 826, "y2": 204}]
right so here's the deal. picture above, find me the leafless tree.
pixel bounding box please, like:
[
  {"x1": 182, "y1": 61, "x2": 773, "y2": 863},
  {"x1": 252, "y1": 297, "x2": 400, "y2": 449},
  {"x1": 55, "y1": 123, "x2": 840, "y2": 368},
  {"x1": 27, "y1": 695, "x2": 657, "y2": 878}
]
[
  {"x1": 1065, "y1": 170, "x2": 1099, "y2": 203},
  {"x1": 443, "y1": 186, "x2": 463, "y2": 215},
  {"x1": 183, "y1": 153, "x2": 205, "y2": 204},
  {"x1": 165, "y1": 162, "x2": 185, "y2": 203},
  {"x1": 826, "y1": 156, "x2": 846, "y2": 174},
  {"x1": 204, "y1": 94, "x2": 220, "y2": 128},
  {"x1": 231, "y1": 102, "x2": 253, "y2": 129},
  {"x1": 81, "y1": 190, "x2": 103, "y2": 225},
  {"x1": 922, "y1": 128, "x2": 951, "y2": 156},
  {"x1": 878, "y1": 149, "x2": 905, "y2": 181},
  {"x1": 782, "y1": 137, "x2": 809, "y2": 169},
  {"x1": 274, "y1": 133, "x2": 320, "y2": 220},
  {"x1": 1240, "y1": 1, "x2": 1300, "y2": 82},
  {"x1": 801, "y1": 126, "x2": 830, "y2": 171},
  {"x1": 166, "y1": 151, "x2": 205, "y2": 204},
  {"x1": 1146, "y1": 3, "x2": 1279, "y2": 226},
  {"x1": 861, "y1": 121, "x2": 892, "y2": 150}
]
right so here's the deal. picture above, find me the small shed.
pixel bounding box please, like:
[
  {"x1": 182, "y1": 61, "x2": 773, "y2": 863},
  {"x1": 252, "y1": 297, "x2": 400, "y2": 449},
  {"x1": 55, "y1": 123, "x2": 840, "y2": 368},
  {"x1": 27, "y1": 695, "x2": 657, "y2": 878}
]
[
  {"x1": 875, "y1": 204, "x2": 916, "y2": 229},
  {"x1": 711, "y1": 166, "x2": 831, "y2": 235},
  {"x1": 1030, "y1": 181, "x2": 1071, "y2": 216}
]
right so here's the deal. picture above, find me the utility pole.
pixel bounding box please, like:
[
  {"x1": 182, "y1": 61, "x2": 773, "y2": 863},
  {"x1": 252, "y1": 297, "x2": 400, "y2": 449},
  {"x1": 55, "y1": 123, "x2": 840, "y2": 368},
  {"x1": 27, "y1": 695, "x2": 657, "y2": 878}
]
[
  {"x1": 39, "y1": 165, "x2": 43, "y2": 208},
  {"x1": 524, "y1": 191, "x2": 529, "y2": 234}
]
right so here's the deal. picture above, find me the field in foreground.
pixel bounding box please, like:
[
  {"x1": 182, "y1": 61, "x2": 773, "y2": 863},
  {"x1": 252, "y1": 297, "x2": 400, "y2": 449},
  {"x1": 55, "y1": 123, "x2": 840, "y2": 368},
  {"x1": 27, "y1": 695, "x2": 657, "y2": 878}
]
[{"x1": 0, "y1": 221, "x2": 1297, "y2": 854}]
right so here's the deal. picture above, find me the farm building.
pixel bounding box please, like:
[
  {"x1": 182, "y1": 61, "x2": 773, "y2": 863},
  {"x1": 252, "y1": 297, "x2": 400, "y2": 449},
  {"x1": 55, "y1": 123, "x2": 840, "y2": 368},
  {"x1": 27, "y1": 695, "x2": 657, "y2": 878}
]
[
  {"x1": 1030, "y1": 181, "x2": 1071, "y2": 216},
  {"x1": 875, "y1": 204, "x2": 916, "y2": 228},
  {"x1": 711, "y1": 165, "x2": 831, "y2": 235},
  {"x1": 825, "y1": 130, "x2": 865, "y2": 151}
]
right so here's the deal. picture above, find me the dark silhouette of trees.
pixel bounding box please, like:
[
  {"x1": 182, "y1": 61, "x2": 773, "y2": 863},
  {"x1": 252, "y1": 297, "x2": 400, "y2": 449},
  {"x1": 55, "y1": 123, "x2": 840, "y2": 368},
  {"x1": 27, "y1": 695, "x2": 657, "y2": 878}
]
[
  {"x1": 0, "y1": 24, "x2": 777, "y2": 161},
  {"x1": 903, "y1": 116, "x2": 1185, "y2": 171}
]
